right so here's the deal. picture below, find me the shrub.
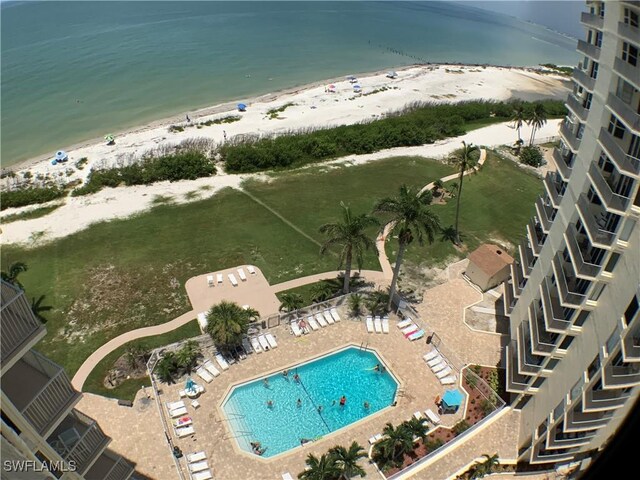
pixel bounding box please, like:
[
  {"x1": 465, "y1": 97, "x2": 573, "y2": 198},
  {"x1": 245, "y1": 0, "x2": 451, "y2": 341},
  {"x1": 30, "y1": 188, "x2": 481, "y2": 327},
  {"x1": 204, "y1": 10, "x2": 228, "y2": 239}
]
[
  {"x1": 480, "y1": 399, "x2": 494, "y2": 416},
  {"x1": 519, "y1": 145, "x2": 543, "y2": 167},
  {"x1": 453, "y1": 420, "x2": 471, "y2": 435},
  {"x1": 1, "y1": 186, "x2": 66, "y2": 210}
]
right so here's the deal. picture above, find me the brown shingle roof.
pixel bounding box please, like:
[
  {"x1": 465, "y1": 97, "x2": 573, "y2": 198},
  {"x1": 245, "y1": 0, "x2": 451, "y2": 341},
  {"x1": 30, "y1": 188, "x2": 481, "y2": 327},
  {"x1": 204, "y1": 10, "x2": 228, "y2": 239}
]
[{"x1": 467, "y1": 243, "x2": 514, "y2": 276}]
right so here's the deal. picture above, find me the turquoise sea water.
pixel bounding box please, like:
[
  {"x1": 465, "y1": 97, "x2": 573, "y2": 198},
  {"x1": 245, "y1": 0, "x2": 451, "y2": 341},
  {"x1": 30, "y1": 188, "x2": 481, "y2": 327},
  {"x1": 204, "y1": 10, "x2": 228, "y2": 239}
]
[
  {"x1": 222, "y1": 347, "x2": 398, "y2": 457},
  {"x1": 0, "y1": 1, "x2": 578, "y2": 166}
]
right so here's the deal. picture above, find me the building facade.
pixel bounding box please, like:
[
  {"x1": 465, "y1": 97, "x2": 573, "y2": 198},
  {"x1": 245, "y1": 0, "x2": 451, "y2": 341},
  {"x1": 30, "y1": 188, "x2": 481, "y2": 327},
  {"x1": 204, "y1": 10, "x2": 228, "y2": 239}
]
[
  {"x1": 1, "y1": 280, "x2": 135, "y2": 480},
  {"x1": 504, "y1": 0, "x2": 640, "y2": 468}
]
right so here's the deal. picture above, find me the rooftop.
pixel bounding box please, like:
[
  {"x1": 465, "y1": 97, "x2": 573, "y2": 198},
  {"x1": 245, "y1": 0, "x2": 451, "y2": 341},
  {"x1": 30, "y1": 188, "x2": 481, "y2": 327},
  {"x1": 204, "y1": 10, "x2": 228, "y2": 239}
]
[{"x1": 467, "y1": 244, "x2": 514, "y2": 277}]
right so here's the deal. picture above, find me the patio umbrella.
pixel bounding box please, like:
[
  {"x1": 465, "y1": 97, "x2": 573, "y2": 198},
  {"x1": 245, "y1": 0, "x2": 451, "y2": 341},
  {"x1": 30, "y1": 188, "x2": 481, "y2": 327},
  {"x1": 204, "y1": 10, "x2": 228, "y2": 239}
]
[
  {"x1": 353, "y1": 84, "x2": 362, "y2": 91},
  {"x1": 442, "y1": 389, "x2": 464, "y2": 409},
  {"x1": 387, "y1": 71, "x2": 398, "y2": 78},
  {"x1": 185, "y1": 378, "x2": 196, "y2": 390},
  {"x1": 237, "y1": 103, "x2": 247, "y2": 111},
  {"x1": 55, "y1": 150, "x2": 68, "y2": 162}
]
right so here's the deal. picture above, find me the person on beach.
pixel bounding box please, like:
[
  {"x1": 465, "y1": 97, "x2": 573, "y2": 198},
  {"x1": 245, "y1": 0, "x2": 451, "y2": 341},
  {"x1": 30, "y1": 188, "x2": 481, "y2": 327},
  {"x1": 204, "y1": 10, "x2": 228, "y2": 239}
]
[
  {"x1": 223, "y1": 130, "x2": 227, "y2": 141},
  {"x1": 339, "y1": 395, "x2": 346, "y2": 406},
  {"x1": 186, "y1": 114, "x2": 191, "y2": 123}
]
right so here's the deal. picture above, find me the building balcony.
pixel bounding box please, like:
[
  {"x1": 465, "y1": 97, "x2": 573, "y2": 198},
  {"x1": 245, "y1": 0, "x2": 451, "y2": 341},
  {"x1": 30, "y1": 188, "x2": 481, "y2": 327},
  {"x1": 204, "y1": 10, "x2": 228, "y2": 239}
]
[
  {"x1": 598, "y1": 127, "x2": 640, "y2": 178},
  {"x1": 552, "y1": 147, "x2": 575, "y2": 181},
  {"x1": 85, "y1": 450, "x2": 134, "y2": 480},
  {"x1": 565, "y1": 94, "x2": 589, "y2": 123},
  {"x1": 506, "y1": 341, "x2": 532, "y2": 393},
  {"x1": 519, "y1": 238, "x2": 536, "y2": 278},
  {"x1": 2, "y1": 350, "x2": 81, "y2": 436},
  {"x1": 583, "y1": 387, "x2": 631, "y2": 412},
  {"x1": 576, "y1": 39, "x2": 601, "y2": 61},
  {"x1": 531, "y1": 442, "x2": 577, "y2": 464},
  {"x1": 576, "y1": 193, "x2": 617, "y2": 248},
  {"x1": 587, "y1": 163, "x2": 632, "y2": 214},
  {"x1": 559, "y1": 120, "x2": 581, "y2": 153},
  {"x1": 614, "y1": 56, "x2": 640, "y2": 90},
  {"x1": 503, "y1": 278, "x2": 516, "y2": 315},
  {"x1": 563, "y1": 224, "x2": 603, "y2": 280},
  {"x1": 47, "y1": 410, "x2": 110, "y2": 476},
  {"x1": 546, "y1": 423, "x2": 595, "y2": 449},
  {"x1": 527, "y1": 217, "x2": 546, "y2": 255},
  {"x1": 622, "y1": 325, "x2": 640, "y2": 362},
  {"x1": 618, "y1": 20, "x2": 640, "y2": 45},
  {"x1": 551, "y1": 255, "x2": 587, "y2": 309},
  {"x1": 607, "y1": 92, "x2": 640, "y2": 133},
  {"x1": 511, "y1": 261, "x2": 526, "y2": 298},
  {"x1": 534, "y1": 197, "x2": 555, "y2": 234},
  {"x1": 564, "y1": 405, "x2": 612, "y2": 432},
  {"x1": 529, "y1": 304, "x2": 558, "y2": 355},
  {"x1": 540, "y1": 277, "x2": 573, "y2": 333},
  {"x1": 543, "y1": 172, "x2": 565, "y2": 208},
  {"x1": 572, "y1": 67, "x2": 596, "y2": 92},
  {"x1": 518, "y1": 323, "x2": 545, "y2": 375},
  {"x1": 602, "y1": 362, "x2": 640, "y2": 388},
  {"x1": 580, "y1": 11, "x2": 604, "y2": 29},
  {"x1": 1, "y1": 281, "x2": 46, "y2": 374}
]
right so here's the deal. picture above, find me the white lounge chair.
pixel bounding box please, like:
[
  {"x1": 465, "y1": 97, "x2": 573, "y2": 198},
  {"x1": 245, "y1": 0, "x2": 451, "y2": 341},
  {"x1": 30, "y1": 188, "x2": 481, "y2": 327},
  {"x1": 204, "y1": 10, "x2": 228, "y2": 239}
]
[
  {"x1": 195, "y1": 367, "x2": 214, "y2": 383},
  {"x1": 166, "y1": 400, "x2": 185, "y2": 411},
  {"x1": 237, "y1": 268, "x2": 247, "y2": 281},
  {"x1": 250, "y1": 337, "x2": 263, "y2": 353},
  {"x1": 187, "y1": 451, "x2": 206, "y2": 463},
  {"x1": 228, "y1": 273, "x2": 238, "y2": 286},
  {"x1": 366, "y1": 316, "x2": 374, "y2": 333},
  {"x1": 216, "y1": 273, "x2": 223, "y2": 284},
  {"x1": 307, "y1": 316, "x2": 320, "y2": 330},
  {"x1": 242, "y1": 337, "x2": 253, "y2": 353},
  {"x1": 258, "y1": 335, "x2": 270, "y2": 351},
  {"x1": 323, "y1": 310, "x2": 335, "y2": 325},
  {"x1": 401, "y1": 324, "x2": 418, "y2": 335},
  {"x1": 197, "y1": 312, "x2": 208, "y2": 332},
  {"x1": 397, "y1": 318, "x2": 413, "y2": 329},
  {"x1": 382, "y1": 317, "x2": 389, "y2": 333},
  {"x1": 206, "y1": 275, "x2": 214, "y2": 287},
  {"x1": 291, "y1": 322, "x2": 303, "y2": 337},
  {"x1": 175, "y1": 417, "x2": 192, "y2": 428},
  {"x1": 427, "y1": 355, "x2": 443, "y2": 367},
  {"x1": 368, "y1": 433, "x2": 383, "y2": 444},
  {"x1": 436, "y1": 366, "x2": 453, "y2": 379},
  {"x1": 425, "y1": 409, "x2": 441, "y2": 424},
  {"x1": 431, "y1": 361, "x2": 447, "y2": 373},
  {"x1": 423, "y1": 350, "x2": 439, "y2": 362},
  {"x1": 315, "y1": 313, "x2": 328, "y2": 327},
  {"x1": 215, "y1": 353, "x2": 230, "y2": 370},
  {"x1": 188, "y1": 461, "x2": 209, "y2": 473},
  {"x1": 169, "y1": 406, "x2": 188, "y2": 418},
  {"x1": 203, "y1": 360, "x2": 220, "y2": 377},
  {"x1": 176, "y1": 425, "x2": 195, "y2": 438},
  {"x1": 374, "y1": 317, "x2": 382, "y2": 333},
  {"x1": 282, "y1": 473, "x2": 294, "y2": 480},
  {"x1": 265, "y1": 333, "x2": 278, "y2": 348},
  {"x1": 413, "y1": 411, "x2": 424, "y2": 420},
  {"x1": 192, "y1": 470, "x2": 213, "y2": 480},
  {"x1": 409, "y1": 330, "x2": 425, "y2": 341},
  {"x1": 330, "y1": 307, "x2": 341, "y2": 322},
  {"x1": 247, "y1": 265, "x2": 257, "y2": 275},
  {"x1": 440, "y1": 375, "x2": 457, "y2": 385}
]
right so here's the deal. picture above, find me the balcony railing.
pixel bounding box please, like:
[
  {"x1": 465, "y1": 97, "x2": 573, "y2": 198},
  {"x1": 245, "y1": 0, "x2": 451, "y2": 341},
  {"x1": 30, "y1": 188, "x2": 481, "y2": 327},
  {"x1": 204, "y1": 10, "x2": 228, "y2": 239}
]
[
  {"x1": 552, "y1": 147, "x2": 574, "y2": 181},
  {"x1": 86, "y1": 451, "x2": 134, "y2": 480},
  {"x1": 1, "y1": 281, "x2": 46, "y2": 370},
  {"x1": 534, "y1": 197, "x2": 555, "y2": 233},
  {"x1": 618, "y1": 20, "x2": 640, "y2": 45},
  {"x1": 547, "y1": 424, "x2": 594, "y2": 449},
  {"x1": 544, "y1": 172, "x2": 564, "y2": 208},
  {"x1": 2, "y1": 350, "x2": 80, "y2": 436},
  {"x1": 564, "y1": 224, "x2": 603, "y2": 280},
  {"x1": 577, "y1": 40, "x2": 601, "y2": 60},
  {"x1": 581, "y1": 12, "x2": 604, "y2": 29},
  {"x1": 614, "y1": 57, "x2": 640, "y2": 90},
  {"x1": 527, "y1": 217, "x2": 546, "y2": 255},
  {"x1": 551, "y1": 255, "x2": 587, "y2": 308},
  {"x1": 607, "y1": 92, "x2": 640, "y2": 133},
  {"x1": 576, "y1": 193, "x2": 617, "y2": 248},
  {"x1": 540, "y1": 277, "x2": 573, "y2": 332},
  {"x1": 566, "y1": 94, "x2": 589, "y2": 123},
  {"x1": 511, "y1": 262, "x2": 525, "y2": 297},
  {"x1": 572, "y1": 67, "x2": 596, "y2": 92},
  {"x1": 587, "y1": 163, "x2": 631, "y2": 214},
  {"x1": 597, "y1": 127, "x2": 640, "y2": 177},
  {"x1": 517, "y1": 326, "x2": 544, "y2": 375},
  {"x1": 506, "y1": 343, "x2": 530, "y2": 394},
  {"x1": 503, "y1": 278, "x2": 516, "y2": 315},
  {"x1": 622, "y1": 328, "x2": 640, "y2": 362},
  {"x1": 565, "y1": 406, "x2": 611, "y2": 432},
  {"x1": 583, "y1": 387, "x2": 630, "y2": 412},
  {"x1": 603, "y1": 363, "x2": 640, "y2": 388},
  {"x1": 559, "y1": 120, "x2": 581, "y2": 152},
  {"x1": 519, "y1": 238, "x2": 536, "y2": 277},
  {"x1": 529, "y1": 304, "x2": 557, "y2": 355}
]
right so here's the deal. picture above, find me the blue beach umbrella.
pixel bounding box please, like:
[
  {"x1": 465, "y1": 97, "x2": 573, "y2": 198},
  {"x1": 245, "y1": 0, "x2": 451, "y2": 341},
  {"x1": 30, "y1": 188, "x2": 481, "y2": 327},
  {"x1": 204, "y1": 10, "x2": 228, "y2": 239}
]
[
  {"x1": 55, "y1": 150, "x2": 68, "y2": 162},
  {"x1": 353, "y1": 84, "x2": 362, "y2": 90},
  {"x1": 237, "y1": 103, "x2": 247, "y2": 112},
  {"x1": 442, "y1": 389, "x2": 464, "y2": 409}
]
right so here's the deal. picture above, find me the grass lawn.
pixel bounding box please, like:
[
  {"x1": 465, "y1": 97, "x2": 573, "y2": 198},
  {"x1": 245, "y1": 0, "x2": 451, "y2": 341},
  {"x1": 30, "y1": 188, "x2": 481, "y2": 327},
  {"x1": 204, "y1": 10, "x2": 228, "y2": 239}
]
[{"x1": 83, "y1": 320, "x2": 201, "y2": 401}]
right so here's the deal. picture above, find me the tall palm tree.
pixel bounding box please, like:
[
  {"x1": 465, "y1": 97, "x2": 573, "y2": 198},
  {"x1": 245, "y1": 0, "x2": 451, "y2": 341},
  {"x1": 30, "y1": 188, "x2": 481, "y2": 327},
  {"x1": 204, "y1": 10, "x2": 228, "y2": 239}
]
[
  {"x1": 471, "y1": 453, "x2": 499, "y2": 479},
  {"x1": 527, "y1": 103, "x2": 548, "y2": 146},
  {"x1": 298, "y1": 453, "x2": 340, "y2": 480},
  {"x1": 310, "y1": 281, "x2": 337, "y2": 303},
  {"x1": 319, "y1": 203, "x2": 379, "y2": 294},
  {"x1": 510, "y1": 103, "x2": 526, "y2": 145},
  {"x1": 279, "y1": 293, "x2": 304, "y2": 313},
  {"x1": 205, "y1": 301, "x2": 252, "y2": 350},
  {"x1": 1, "y1": 261, "x2": 28, "y2": 289},
  {"x1": 329, "y1": 442, "x2": 367, "y2": 479},
  {"x1": 175, "y1": 340, "x2": 200, "y2": 373},
  {"x1": 155, "y1": 353, "x2": 177, "y2": 384},
  {"x1": 30, "y1": 295, "x2": 52, "y2": 323},
  {"x1": 402, "y1": 417, "x2": 429, "y2": 444},
  {"x1": 374, "y1": 185, "x2": 441, "y2": 308},
  {"x1": 375, "y1": 422, "x2": 414, "y2": 465},
  {"x1": 447, "y1": 141, "x2": 480, "y2": 245}
]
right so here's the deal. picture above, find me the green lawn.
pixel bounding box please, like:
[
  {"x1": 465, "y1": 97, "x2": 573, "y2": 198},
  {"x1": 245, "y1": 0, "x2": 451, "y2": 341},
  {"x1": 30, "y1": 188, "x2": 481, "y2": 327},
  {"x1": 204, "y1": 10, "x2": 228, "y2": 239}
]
[{"x1": 83, "y1": 320, "x2": 201, "y2": 401}]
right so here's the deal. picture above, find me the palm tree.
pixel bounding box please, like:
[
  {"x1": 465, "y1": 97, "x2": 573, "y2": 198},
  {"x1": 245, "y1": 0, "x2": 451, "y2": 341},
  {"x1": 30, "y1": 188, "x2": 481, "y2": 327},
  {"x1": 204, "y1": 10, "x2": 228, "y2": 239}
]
[
  {"x1": 348, "y1": 293, "x2": 364, "y2": 318},
  {"x1": 125, "y1": 344, "x2": 147, "y2": 371},
  {"x1": 30, "y1": 295, "x2": 52, "y2": 323},
  {"x1": 470, "y1": 453, "x2": 500, "y2": 479},
  {"x1": 205, "y1": 301, "x2": 252, "y2": 350},
  {"x1": 1, "y1": 261, "x2": 28, "y2": 288},
  {"x1": 375, "y1": 423, "x2": 414, "y2": 466},
  {"x1": 310, "y1": 281, "x2": 337, "y2": 303},
  {"x1": 329, "y1": 442, "x2": 367, "y2": 479},
  {"x1": 319, "y1": 203, "x2": 379, "y2": 294},
  {"x1": 402, "y1": 417, "x2": 429, "y2": 444},
  {"x1": 510, "y1": 103, "x2": 526, "y2": 145},
  {"x1": 175, "y1": 340, "x2": 200, "y2": 373},
  {"x1": 365, "y1": 289, "x2": 389, "y2": 317},
  {"x1": 374, "y1": 185, "x2": 441, "y2": 308},
  {"x1": 155, "y1": 353, "x2": 177, "y2": 384},
  {"x1": 298, "y1": 453, "x2": 340, "y2": 480},
  {"x1": 447, "y1": 141, "x2": 480, "y2": 245},
  {"x1": 527, "y1": 103, "x2": 547, "y2": 146},
  {"x1": 431, "y1": 179, "x2": 444, "y2": 197},
  {"x1": 279, "y1": 293, "x2": 304, "y2": 313},
  {"x1": 440, "y1": 225, "x2": 458, "y2": 244}
]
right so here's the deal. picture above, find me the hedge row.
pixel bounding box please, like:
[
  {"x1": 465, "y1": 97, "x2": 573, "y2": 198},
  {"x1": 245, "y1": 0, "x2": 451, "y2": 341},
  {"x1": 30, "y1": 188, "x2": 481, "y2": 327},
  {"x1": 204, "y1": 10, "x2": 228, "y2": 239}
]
[{"x1": 1, "y1": 186, "x2": 66, "y2": 211}]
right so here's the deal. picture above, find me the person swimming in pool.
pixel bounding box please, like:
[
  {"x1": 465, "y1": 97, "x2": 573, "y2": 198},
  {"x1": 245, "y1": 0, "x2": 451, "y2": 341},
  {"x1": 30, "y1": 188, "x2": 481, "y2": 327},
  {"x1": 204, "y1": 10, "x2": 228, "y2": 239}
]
[
  {"x1": 339, "y1": 395, "x2": 346, "y2": 406},
  {"x1": 293, "y1": 373, "x2": 300, "y2": 383},
  {"x1": 296, "y1": 398, "x2": 302, "y2": 407},
  {"x1": 374, "y1": 364, "x2": 380, "y2": 372},
  {"x1": 266, "y1": 400, "x2": 274, "y2": 408},
  {"x1": 282, "y1": 369, "x2": 289, "y2": 377},
  {"x1": 317, "y1": 405, "x2": 323, "y2": 413},
  {"x1": 263, "y1": 378, "x2": 269, "y2": 387},
  {"x1": 364, "y1": 401, "x2": 370, "y2": 409}
]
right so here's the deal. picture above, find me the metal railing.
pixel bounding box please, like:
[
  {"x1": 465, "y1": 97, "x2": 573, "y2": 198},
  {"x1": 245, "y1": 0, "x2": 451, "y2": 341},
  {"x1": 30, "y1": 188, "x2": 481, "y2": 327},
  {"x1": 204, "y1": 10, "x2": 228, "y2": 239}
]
[
  {"x1": 62, "y1": 410, "x2": 110, "y2": 475},
  {"x1": 598, "y1": 127, "x2": 640, "y2": 177}
]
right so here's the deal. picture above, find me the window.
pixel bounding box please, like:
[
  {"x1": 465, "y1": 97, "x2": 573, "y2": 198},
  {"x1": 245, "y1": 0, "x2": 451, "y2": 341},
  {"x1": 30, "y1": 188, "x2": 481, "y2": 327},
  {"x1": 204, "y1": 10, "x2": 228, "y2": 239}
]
[
  {"x1": 589, "y1": 282, "x2": 606, "y2": 301},
  {"x1": 616, "y1": 77, "x2": 635, "y2": 104},
  {"x1": 1, "y1": 411, "x2": 20, "y2": 435},
  {"x1": 576, "y1": 123, "x2": 585, "y2": 140},
  {"x1": 624, "y1": 295, "x2": 639, "y2": 327},
  {"x1": 619, "y1": 218, "x2": 636, "y2": 241},
  {"x1": 589, "y1": 61, "x2": 599, "y2": 79},
  {"x1": 624, "y1": 8, "x2": 639, "y2": 28},
  {"x1": 583, "y1": 92, "x2": 593, "y2": 109},
  {"x1": 532, "y1": 377, "x2": 545, "y2": 389},
  {"x1": 622, "y1": 42, "x2": 638, "y2": 67},
  {"x1": 514, "y1": 395, "x2": 532, "y2": 410},
  {"x1": 606, "y1": 330, "x2": 620, "y2": 355},
  {"x1": 570, "y1": 380, "x2": 583, "y2": 401},
  {"x1": 604, "y1": 253, "x2": 620, "y2": 272},
  {"x1": 595, "y1": 31, "x2": 603, "y2": 48},
  {"x1": 608, "y1": 114, "x2": 626, "y2": 139},
  {"x1": 559, "y1": 336, "x2": 575, "y2": 351},
  {"x1": 575, "y1": 310, "x2": 589, "y2": 327},
  {"x1": 598, "y1": 2, "x2": 605, "y2": 19}
]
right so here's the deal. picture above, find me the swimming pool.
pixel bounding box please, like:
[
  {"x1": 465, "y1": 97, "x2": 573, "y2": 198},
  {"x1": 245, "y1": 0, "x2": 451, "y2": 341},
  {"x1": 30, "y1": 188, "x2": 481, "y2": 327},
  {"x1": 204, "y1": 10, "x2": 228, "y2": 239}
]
[{"x1": 222, "y1": 346, "x2": 398, "y2": 458}]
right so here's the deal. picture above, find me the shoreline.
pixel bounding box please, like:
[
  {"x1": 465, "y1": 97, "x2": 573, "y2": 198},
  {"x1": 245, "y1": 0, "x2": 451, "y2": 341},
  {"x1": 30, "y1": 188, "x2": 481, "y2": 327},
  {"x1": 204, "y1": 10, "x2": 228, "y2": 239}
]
[{"x1": 3, "y1": 62, "x2": 566, "y2": 172}]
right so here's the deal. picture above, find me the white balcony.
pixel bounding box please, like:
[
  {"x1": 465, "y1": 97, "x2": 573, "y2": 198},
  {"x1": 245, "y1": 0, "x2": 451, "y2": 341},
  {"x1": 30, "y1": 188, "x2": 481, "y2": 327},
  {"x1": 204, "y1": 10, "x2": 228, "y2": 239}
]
[
  {"x1": 551, "y1": 255, "x2": 588, "y2": 309},
  {"x1": 506, "y1": 341, "x2": 531, "y2": 393},
  {"x1": 544, "y1": 172, "x2": 565, "y2": 208},
  {"x1": 583, "y1": 387, "x2": 631, "y2": 412},
  {"x1": 566, "y1": 94, "x2": 589, "y2": 123},
  {"x1": 607, "y1": 92, "x2": 640, "y2": 134},
  {"x1": 563, "y1": 224, "x2": 603, "y2": 280},
  {"x1": 587, "y1": 162, "x2": 633, "y2": 214},
  {"x1": 559, "y1": 120, "x2": 582, "y2": 153},
  {"x1": 85, "y1": 450, "x2": 134, "y2": 480},
  {"x1": 529, "y1": 304, "x2": 559, "y2": 355},
  {"x1": 618, "y1": 20, "x2": 640, "y2": 45},
  {"x1": 614, "y1": 56, "x2": 640, "y2": 90},
  {"x1": 580, "y1": 11, "x2": 604, "y2": 29},
  {"x1": 602, "y1": 362, "x2": 640, "y2": 388},
  {"x1": 576, "y1": 193, "x2": 618, "y2": 248},
  {"x1": 572, "y1": 67, "x2": 596, "y2": 92},
  {"x1": 564, "y1": 405, "x2": 612, "y2": 432},
  {"x1": 577, "y1": 40, "x2": 601, "y2": 61},
  {"x1": 540, "y1": 277, "x2": 574, "y2": 333},
  {"x1": 598, "y1": 127, "x2": 640, "y2": 178},
  {"x1": 519, "y1": 238, "x2": 536, "y2": 278},
  {"x1": 552, "y1": 147, "x2": 575, "y2": 181}
]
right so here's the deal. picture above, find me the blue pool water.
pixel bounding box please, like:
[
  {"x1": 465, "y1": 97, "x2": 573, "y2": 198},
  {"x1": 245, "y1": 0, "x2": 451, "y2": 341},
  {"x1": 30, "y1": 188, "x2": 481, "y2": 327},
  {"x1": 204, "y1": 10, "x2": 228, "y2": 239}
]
[{"x1": 222, "y1": 346, "x2": 398, "y2": 457}]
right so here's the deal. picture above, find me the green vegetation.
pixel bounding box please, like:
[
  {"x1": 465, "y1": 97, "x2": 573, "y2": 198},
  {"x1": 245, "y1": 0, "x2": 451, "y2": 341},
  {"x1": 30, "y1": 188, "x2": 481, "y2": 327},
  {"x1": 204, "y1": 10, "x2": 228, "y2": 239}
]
[
  {"x1": 519, "y1": 145, "x2": 544, "y2": 167},
  {"x1": 266, "y1": 102, "x2": 295, "y2": 119},
  {"x1": 154, "y1": 340, "x2": 201, "y2": 384},
  {"x1": 74, "y1": 157, "x2": 89, "y2": 170},
  {"x1": 205, "y1": 301, "x2": 257, "y2": 351},
  {"x1": 83, "y1": 320, "x2": 201, "y2": 400},
  {"x1": 220, "y1": 100, "x2": 566, "y2": 173},
  {"x1": 1, "y1": 186, "x2": 66, "y2": 210},
  {"x1": 447, "y1": 141, "x2": 481, "y2": 245},
  {"x1": 453, "y1": 419, "x2": 471, "y2": 435},
  {"x1": 299, "y1": 442, "x2": 367, "y2": 480},
  {"x1": 1, "y1": 204, "x2": 62, "y2": 223},
  {"x1": 199, "y1": 115, "x2": 241, "y2": 126},
  {"x1": 540, "y1": 63, "x2": 574, "y2": 76}
]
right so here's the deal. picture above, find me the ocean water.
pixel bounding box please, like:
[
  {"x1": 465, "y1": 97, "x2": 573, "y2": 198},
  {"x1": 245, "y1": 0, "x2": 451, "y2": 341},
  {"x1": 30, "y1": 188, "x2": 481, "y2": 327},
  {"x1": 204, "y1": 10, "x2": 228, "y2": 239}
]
[
  {"x1": 222, "y1": 347, "x2": 398, "y2": 457},
  {"x1": 0, "y1": 1, "x2": 578, "y2": 166}
]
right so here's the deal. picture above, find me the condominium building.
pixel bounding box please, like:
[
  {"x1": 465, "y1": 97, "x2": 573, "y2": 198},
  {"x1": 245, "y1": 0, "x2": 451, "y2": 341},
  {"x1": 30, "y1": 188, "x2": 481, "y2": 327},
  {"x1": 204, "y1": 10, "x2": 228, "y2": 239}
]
[
  {"x1": 1, "y1": 280, "x2": 136, "y2": 480},
  {"x1": 503, "y1": 0, "x2": 640, "y2": 469}
]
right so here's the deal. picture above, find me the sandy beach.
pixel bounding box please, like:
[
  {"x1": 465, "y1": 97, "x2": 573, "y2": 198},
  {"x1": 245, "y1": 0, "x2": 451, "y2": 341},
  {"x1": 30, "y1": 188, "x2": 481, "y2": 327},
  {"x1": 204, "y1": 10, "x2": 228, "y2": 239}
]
[{"x1": 1, "y1": 64, "x2": 569, "y2": 245}]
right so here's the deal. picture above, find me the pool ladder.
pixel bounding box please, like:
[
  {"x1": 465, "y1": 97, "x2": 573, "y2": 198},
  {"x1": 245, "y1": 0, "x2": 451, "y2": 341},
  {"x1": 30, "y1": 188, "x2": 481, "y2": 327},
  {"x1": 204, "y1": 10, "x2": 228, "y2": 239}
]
[{"x1": 359, "y1": 341, "x2": 369, "y2": 351}]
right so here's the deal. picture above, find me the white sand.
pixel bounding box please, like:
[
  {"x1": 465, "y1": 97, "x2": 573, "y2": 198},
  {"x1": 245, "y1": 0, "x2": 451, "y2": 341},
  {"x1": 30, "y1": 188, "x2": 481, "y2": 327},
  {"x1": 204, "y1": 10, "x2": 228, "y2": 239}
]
[{"x1": 1, "y1": 65, "x2": 569, "y2": 245}]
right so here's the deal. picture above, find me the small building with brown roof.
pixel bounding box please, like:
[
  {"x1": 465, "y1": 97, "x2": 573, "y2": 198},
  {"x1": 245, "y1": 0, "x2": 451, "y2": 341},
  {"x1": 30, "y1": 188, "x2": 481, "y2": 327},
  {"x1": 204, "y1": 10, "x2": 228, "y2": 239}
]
[{"x1": 465, "y1": 243, "x2": 514, "y2": 291}]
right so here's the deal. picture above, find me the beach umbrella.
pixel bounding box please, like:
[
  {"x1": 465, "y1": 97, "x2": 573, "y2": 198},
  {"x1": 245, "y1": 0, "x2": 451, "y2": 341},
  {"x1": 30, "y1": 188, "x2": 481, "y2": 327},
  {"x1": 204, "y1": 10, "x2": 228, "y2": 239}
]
[
  {"x1": 237, "y1": 103, "x2": 247, "y2": 112},
  {"x1": 346, "y1": 75, "x2": 356, "y2": 80},
  {"x1": 387, "y1": 71, "x2": 398, "y2": 78},
  {"x1": 185, "y1": 378, "x2": 196, "y2": 390},
  {"x1": 105, "y1": 134, "x2": 114, "y2": 142},
  {"x1": 353, "y1": 84, "x2": 362, "y2": 90},
  {"x1": 55, "y1": 150, "x2": 68, "y2": 162},
  {"x1": 442, "y1": 389, "x2": 464, "y2": 409}
]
